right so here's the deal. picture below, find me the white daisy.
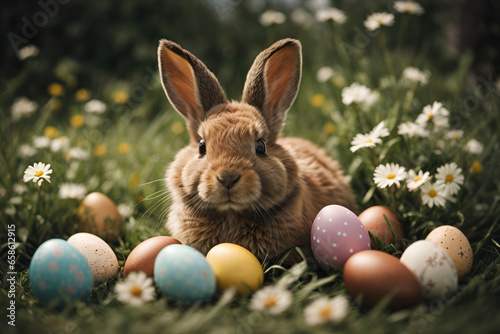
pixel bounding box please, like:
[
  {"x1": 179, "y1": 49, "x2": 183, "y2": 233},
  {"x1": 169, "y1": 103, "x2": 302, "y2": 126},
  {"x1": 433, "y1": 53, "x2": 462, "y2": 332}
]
[
  {"x1": 464, "y1": 139, "x2": 484, "y2": 155},
  {"x1": 59, "y1": 183, "x2": 87, "y2": 199},
  {"x1": 373, "y1": 163, "x2": 407, "y2": 189},
  {"x1": 118, "y1": 204, "x2": 133, "y2": 218},
  {"x1": 420, "y1": 182, "x2": 447, "y2": 208},
  {"x1": 259, "y1": 10, "x2": 286, "y2": 27},
  {"x1": 406, "y1": 170, "x2": 431, "y2": 191},
  {"x1": 446, "y1": 130, "x2": 464, "y2": 141},
  {"x1": 397, "y1": 121, "x2": 430, "y2": 138},
  {"x1": 363, "y1": 12, "x2": 395, "y2": 31},
  {"x1": 350, "y1": 121, "x2": 390, "y2": 153},
  {"x1": 33, "y1": 136, "x2": 51, "y2": 149},
  {"x1": 11, "y1": 97, "x2": 38, "y2": 122},
  {"x1": 304, "y1": 295, "x2": 349, "y2": 326},
  {"x1": 23, "y1": 162, "x2": 53, "y2": 186},
  {"x1": 316, "y1": 66, "x2": 335, "y2": 83},
  {"x1": 68, "y1": 147, "x2": 90, "y2": 160},
  {"x1": 415, "y1": 102, "x2": 449, "y2": 126},
  {"x1": 18, "y1": 144, "x2": 37, "y2": 158},
  {"x1": 50, "y1": 136, "x2": 70, "y2": 153},
  {"x1": 115, "y1": 271, "x2": 156, "y2": 307},
  {"x1": 250, "y1": 286, "x2": 293, "y2": 315},
  {"x1": 394, "y1": 1, "x2": 424, "y2": 15},
  {"x1": 402, "y1": 67, "x2": 429, "y2": 85},
  {"x1": 84, "y1": 99, "x2": 107, "y2": 113},
  {"x1": 13, "y1": 183, "x2": 28, "y2": 194},
  {"x1": 291, "y1": 8, "x2": 314, "y2": 29},
  {"x1": 435, "y1": 162, "x2": 464, "y2": 196},
  {"x1": 315, "y1": 7, "x2": 347, "y2": 24},
  {"x1": 17, "y1": 45, "x2": 40, "y2": 60},
  {"x1": 342, "y1": 82, "x2": 377, "y2": 105}
]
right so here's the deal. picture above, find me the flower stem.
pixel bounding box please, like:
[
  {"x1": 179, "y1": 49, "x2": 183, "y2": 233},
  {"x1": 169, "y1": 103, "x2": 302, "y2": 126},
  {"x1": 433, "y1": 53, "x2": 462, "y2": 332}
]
[
  {"x1": 378, "y1": 31, "x2": 396, "y2": 85},
  {"x1": 369, "y1": 148, "x2": 378, "y2": 167},
  {"x1": 330, "y1": 21, "x2": 352, "y2": 80}
]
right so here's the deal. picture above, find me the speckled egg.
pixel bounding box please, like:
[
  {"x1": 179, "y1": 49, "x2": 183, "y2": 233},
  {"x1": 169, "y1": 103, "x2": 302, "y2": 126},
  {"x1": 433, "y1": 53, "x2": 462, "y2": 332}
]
[
  {"x1": 76, "y1": 192, "x2": 122, "y2": 242},
  {"x1": 358, "y1": 206, "x2": 404, "y2": 248},
  {"x1": 344, "y1": 250, "x2": 422, "y2": 309},
  {"x1": 67, "y1": 233, "x2": 118, "y2": 283},
  {"x1": 154, "y1": 245, "x2": 215, "y2": 303},
  {"x1": 400, "y1": 240, "x2": 458, "y2": 300},
  {"x1": 311, "y1": 205, "x2": 371, "y2": 270},
  {"x1": 124, "y1": 236, "x2": 181, "y2": 277},
  {"x1": 206, "y1": 243, "x2": 264, "y2": 295},
  {"x1": 29, "y1": 239, "x2": 93, "y2": 304},
  {"x1": 425, "y1": 225, "x2": 473, "y2": 281}
]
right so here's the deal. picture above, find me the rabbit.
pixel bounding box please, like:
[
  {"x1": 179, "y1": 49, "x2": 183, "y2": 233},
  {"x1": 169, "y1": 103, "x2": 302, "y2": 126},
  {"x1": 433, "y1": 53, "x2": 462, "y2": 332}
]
[{"x1": 158, "y1": 38, "x2": 356, "y2": 263}]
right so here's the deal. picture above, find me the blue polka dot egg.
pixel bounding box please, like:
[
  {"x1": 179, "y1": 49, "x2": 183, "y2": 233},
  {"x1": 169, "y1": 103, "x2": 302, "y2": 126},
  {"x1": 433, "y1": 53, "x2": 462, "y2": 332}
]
[
  {"x1": 154, "y1": 245, "x2": 215, "y2": 303},
  {"x1": 29, "y1": 239, "x2": 93, "y2": 304}
]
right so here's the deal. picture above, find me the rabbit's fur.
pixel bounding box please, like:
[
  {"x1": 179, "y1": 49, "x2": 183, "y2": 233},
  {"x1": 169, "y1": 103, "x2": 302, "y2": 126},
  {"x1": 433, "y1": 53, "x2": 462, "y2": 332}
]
[{"x1": 159, "y1": 38, "x2": 356, "y2": 262}]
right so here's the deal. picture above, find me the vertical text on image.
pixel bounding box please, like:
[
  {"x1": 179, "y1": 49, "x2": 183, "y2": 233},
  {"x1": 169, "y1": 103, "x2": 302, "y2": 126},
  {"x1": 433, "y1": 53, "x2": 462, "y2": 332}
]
[{"x1": 6, "y1": 223, "x2": 17, "y2": 327}]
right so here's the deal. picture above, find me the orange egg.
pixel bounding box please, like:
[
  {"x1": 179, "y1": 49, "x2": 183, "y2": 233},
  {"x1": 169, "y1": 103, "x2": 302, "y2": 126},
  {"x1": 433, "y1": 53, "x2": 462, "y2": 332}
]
[
  {"x1": 358, "y1": 206, "x2": 403, "y2": 248},
  {"x1": 76, "y1": 192, "x2": 122, "y2": 242}
]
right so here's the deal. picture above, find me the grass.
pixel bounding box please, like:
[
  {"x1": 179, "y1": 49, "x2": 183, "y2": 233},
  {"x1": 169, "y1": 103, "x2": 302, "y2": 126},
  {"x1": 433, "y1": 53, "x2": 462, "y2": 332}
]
[{"x1": 1, "y1": 5, "x2": 500, "y2": 334}]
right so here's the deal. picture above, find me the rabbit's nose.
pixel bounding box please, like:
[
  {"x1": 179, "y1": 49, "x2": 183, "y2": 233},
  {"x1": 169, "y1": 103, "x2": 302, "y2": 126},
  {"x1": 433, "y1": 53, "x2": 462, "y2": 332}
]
[{"x1": 217, "y1": 170, "x2": 241, "y2": 189}]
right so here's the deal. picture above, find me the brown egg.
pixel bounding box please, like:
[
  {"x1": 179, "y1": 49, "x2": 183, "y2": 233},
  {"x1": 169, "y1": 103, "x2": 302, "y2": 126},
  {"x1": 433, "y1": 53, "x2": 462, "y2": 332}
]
[
  {"x1": 358, "y1": 206, "x2": 403, "y2": 248},
  {"x1": 76, "y1": 192, "x2": 122, "y2": 242},
  {"x1": 425, "y1": 225, "x2": 473, "y2": 281},
  {"x1": 344, "y1": 250, "x2": 422, "y2": 309},
  {"x1": 124, "y1": 236, "x2": 181, "y2": 277}
]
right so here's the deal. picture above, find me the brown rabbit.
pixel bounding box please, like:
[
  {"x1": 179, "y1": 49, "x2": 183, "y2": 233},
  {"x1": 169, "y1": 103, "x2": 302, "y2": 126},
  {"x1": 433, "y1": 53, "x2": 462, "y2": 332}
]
[{"x1": 158, "y1": 38, "x2": 356, "y2": 263}]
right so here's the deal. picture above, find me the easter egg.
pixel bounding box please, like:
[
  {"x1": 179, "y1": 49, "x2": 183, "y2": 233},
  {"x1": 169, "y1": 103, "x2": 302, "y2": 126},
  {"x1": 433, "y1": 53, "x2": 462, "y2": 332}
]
[
  {"x1": 124, "y1": 236, "x2": 181, "y2": 277},
  {"x1": 425, "y1": 225, "x2": 473, "y2": 281},
  {"x1": 311, "y1": 205, "x2": 371, "y2": 270},
  {"x1": 400, "y1": 240, "x2": 458, "y2": 300},
  {"x1": 76, "y1": 192, "x2": 122, "y2": 242},
  {"x1": 154, "y1": 245, "x2": 215, "y2": 303},
  {"x1": 29, "y1": 239, "x2": 93, "y2": 304},
  {"x1": 206, "y1": 243, "x2": 263, "y2": 295},
  {"x1": 67, "y1": 233, "x2": 118, "y2": 283},
  {"x1": 344, "y1": 250, "x2": 422, "y2": 309},
  {"x1": 358, "y1": 206, "x2": 403, "y2": 248}
]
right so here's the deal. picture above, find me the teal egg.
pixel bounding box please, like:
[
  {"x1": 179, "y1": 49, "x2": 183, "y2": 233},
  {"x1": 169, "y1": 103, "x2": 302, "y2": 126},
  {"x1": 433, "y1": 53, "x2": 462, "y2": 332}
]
[
  {"x1": 154, "y1": 245, "x2": 215, "y2": 303},
  {"x1": 29, "y1": 239, "x2": 93, "y2": 304}
]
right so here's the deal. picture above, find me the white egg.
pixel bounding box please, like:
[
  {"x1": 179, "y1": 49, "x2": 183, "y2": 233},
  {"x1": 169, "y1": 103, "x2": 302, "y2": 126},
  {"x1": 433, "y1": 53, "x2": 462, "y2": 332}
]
[
  {"x1": 67, "y1": 232, "x2": 119, "y2": 283},
  {"x1": 400, "y1": 240, "x2": 458, "y2": 300}
]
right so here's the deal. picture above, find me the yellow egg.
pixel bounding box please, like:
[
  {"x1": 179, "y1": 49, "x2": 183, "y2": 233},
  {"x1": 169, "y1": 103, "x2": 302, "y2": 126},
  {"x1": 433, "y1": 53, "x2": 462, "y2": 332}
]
[
  {"x1": 425, "y1": 225, "x2": 473, "y2": 281},
  {"x1": 76, "y1": 192, "x2": 122, "y2": 243},
  {"x1": 206, "y1": 243, "x2": 263, "y2": 295}
]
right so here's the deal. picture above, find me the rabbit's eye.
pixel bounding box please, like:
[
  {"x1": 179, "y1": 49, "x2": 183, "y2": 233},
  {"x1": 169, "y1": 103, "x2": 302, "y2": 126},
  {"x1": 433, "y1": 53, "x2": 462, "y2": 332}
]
[
  {"x1": 199, "y1": 139, "x2": 206, "y2": 155},
  {"x1": 255, "y1": 138, "x2": 266, "y2": 155}
]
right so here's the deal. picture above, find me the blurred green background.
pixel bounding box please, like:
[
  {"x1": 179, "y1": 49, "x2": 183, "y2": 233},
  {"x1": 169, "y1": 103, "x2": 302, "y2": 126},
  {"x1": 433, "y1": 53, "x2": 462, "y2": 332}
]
[{"x1": 2, "y1": 0, "x2": 499, "y2": 106}]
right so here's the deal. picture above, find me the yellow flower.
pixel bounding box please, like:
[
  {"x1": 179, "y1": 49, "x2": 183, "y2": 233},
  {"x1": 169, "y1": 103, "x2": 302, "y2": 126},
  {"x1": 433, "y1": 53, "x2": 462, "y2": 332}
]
[
  {"x1": 118, "y1": 142, "x2": 130, "y2": 154},
  {"x1": 129, "y1": 172, "x2": 141, "y2": 189},
  {"x1": 75, "y1": 89, "x2": 90, "y2": 101},
  {"x1": 94, "y1": 144, "x2": 107, "y2": 157},
  {"x1": 323, "y1": 122, "x2": 336, "y2": 134},
  {"x1": 472, "y1": 160, "x2": 482, "y2": 174},
  {"x1": 48, "y1": 83, "x2": 65, "y2": 96},
  {"x1": 113, "y1": 91, "x2": 129, "y2": 104},
  {"x1": 43, "y1": 126, "x2": 59, "y2": 138},
  {"x1": 171, "y1": 121, "x2": 184, "y2": 134},
  {"x1": 311, "y1": 94, "x2": 326, "y2": 108},
  {"x1": 70, "y1": 114, "x2": 85, "y2": 128}
]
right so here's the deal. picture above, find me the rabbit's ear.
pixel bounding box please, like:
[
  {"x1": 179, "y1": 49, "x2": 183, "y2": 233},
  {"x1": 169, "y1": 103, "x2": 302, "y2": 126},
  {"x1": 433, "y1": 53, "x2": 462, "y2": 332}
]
[
  {"x1": 242, "y1": 39, "x2": 302, "y2": 141},
  {"x1": 158, "y1": 39, "x2": 227, "y2": 139}
]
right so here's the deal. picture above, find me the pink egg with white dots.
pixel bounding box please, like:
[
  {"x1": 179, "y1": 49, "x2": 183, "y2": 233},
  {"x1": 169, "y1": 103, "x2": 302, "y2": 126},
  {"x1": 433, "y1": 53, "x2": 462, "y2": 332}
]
[{"x1": 311, "y1": 205, "x2": 371, "y2": 270}]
